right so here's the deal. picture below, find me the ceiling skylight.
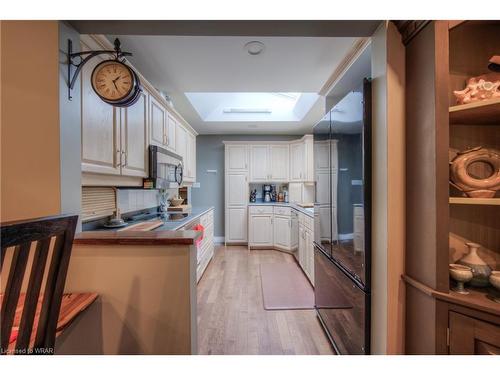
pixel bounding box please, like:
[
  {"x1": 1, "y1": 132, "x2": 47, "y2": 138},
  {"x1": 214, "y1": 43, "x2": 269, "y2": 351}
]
[{"x1": 185, "y1": 92, "x2": 319, "y2": 122}]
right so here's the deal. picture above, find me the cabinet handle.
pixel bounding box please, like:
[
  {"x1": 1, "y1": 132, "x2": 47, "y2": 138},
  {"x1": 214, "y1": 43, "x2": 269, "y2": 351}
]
[
  {"x1": 116, "y1": 150, "x2": 121, "y2": 167},
  {"x1": 122, "y1": 150, "x2": 127, "y2": 167}
]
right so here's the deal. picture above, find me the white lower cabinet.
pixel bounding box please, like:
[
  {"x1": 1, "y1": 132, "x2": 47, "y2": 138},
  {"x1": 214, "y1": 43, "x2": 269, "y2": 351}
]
[
  {"x1": 226, "y1": 207, "x2": 248, "y2": 242},
  {"x1": 298, "y1": 212, "x2": 314, "y2": 285},
  {"x1": 248, "y1": 212, "x2": 273, "y2": 246},
  {"x1": 273, "y1": 214, "x2": 291, "y2": 250}
]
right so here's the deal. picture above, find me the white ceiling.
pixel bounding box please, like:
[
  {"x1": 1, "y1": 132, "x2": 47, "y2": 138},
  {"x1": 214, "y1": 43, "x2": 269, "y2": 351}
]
[{"x1": 107, "y1": 35, "x2": 359, "y2": 134}]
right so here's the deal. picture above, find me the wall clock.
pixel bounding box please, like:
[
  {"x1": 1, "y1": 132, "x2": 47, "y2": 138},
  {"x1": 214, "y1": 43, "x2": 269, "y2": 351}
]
[{"x1": 67, "y1": 38, "x2": 142, "y2": 107}]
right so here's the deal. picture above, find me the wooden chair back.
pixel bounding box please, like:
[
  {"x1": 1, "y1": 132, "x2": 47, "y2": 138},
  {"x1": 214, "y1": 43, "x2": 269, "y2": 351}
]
[{"x1": 1, "y1": 214, "x2": 78, "y2": 354}]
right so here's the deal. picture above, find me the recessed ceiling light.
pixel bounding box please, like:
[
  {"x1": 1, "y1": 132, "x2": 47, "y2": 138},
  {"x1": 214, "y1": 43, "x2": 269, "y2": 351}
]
[{"x1": 244, "y1": 41, "x2": 265, "y2": 56}]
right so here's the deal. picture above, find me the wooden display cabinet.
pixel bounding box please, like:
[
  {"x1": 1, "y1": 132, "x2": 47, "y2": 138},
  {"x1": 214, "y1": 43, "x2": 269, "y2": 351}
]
[{"x1": 402, "y1": 20, "x2": 500, "y2": 354}]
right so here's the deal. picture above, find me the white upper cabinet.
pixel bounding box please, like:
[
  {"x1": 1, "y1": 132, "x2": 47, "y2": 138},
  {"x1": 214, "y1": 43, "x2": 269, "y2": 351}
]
[
  {"x1": 185, "y1": 131, "x2": 196, "y2": 182},
  {"x1": 225, "y1": 144, "x2": 248, "y2": 172},
  {"x1": 290, "y1": 142, "x2": 305, "y2": 181},
  {"x1": 269, "y1": 144, "x2": 289, "y2": 181},
  {"x1": 80, "y1": 35, "x2": 198, "y2": 186},
  {"x1": 166, "y1": 113, "x2": 177, "y2": 152},
  {"x1": 250, "y1": 145, "x2": 269, "y2": 182},
  {"x1": 81, "y1": 40, "x2": 121, "y2": 176},
  {"x1": 149, "y1": 94, "x2": 167, "y2": 147},
  {"x1": 175, "y1": 123, "x2": 187, "y2": 165},
  {"x1": 304, "y1": 135, "x2": 314, "y2": 181},
  {"x1": 250, "y1": 144, "x2": 289, "y2": 182},
  {"x1": 120, "y1": 90, "x2": 148, "y2": 177},
  {"x1": 314, "y1": 140, "x2": 330, "y2": 171}
]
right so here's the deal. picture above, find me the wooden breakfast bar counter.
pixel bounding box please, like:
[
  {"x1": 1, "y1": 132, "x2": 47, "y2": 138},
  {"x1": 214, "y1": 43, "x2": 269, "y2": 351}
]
[{"x1": 55, "y1": 230, "x2": 202, "y2": 355}]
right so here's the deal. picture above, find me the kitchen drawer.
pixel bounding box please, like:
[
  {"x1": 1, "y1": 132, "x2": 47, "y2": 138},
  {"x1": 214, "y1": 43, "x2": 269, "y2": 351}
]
[
  {"x1": 299, "y1": 212, "x2": 313, "y2": 230},
  {"x1": 249, "y1": 206, "x2": 274, "y2": 214},
  {"x1": 273, "y1": 206, "x2": 291, "y2": 216},
  {"x1": 200, "y1": 210, "x2": 214, "y2": 227}
]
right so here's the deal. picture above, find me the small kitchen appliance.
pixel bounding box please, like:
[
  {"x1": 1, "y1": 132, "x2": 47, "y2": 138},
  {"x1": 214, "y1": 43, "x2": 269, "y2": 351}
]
[{"x1": 263, "y1": 185, "x2": 272, "y2": 202}]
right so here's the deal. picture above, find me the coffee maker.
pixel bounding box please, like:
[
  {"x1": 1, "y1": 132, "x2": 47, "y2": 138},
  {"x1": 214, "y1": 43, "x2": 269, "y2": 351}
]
[{"x1": 263, "y1": 184, "x2": 272, "y2": 202}]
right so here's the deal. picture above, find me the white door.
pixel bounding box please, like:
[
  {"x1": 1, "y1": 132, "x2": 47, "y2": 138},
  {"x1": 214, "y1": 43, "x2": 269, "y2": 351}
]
[
  {"x1": 226, "y1": 173, "x2": 248, "y2": 206},
  {"x1": 150, "y1": 95, "x2": 166, "y2": 147},
  {"x1": 319, "y1": 206, "x2": 331, "y2": 242},
  {"x1": 185, "y1": 131, "x2": 196, "y2": 182},
  {"x1": 290, "y1": 142, "x2": 304, "y2": 181},
  {"x1": 166, "y1": 113, "x2": 177, "y2": 151},
  {"x1": 291, "y1": 211, "x2": 299, "y2": 252},
  {"x1": 269, "y1": 144, "x2": 289, "y2": 181},
  {"x1": 288, "y1": 183, "x2": 303, "y2": 204},
  {"x1": 305, "y1": 229, "x2": 314, "y2": 285},
  {"x1": 298, "y1": 224, "x2": 306, "y2": 271},
  {"x1": 316, "y1": 172, "x2": 330, "y2": 205},
  {"x1": 120, "y1": 90, "x2": 148, "y2": 177},
  {"x1": 227, "y1": 207, "x2": 247, "y2": 242},
  {"x1": 304, "y1": 135, "x2": 314, "y2": 181},
  {"x1": 225, "y1": 145, "x2": 248, "y2": 172},
  {"x1": 273, "y1": 215, "x2": 291, "y2": 250},
  {"x1": 249, "y1": 214, "x2": 273, "y2": 246},
  {"x1": 249, "y1": 145, "x2": 269, "y2": 182},
  {"x1": 314, "y1": 141, "x2": 330, "y2": 171},
  {"x1": 81, "y1": 40, "x2": 120, "y2": 175},
  {"x1": 175, "y1": 124, "x2": 187, "y2": 167}
]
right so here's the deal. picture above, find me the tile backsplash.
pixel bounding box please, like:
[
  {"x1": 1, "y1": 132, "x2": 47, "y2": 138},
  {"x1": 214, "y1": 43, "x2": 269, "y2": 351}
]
[{"x1": 117, "y1": 188, "x2": 178, "y2": 214}]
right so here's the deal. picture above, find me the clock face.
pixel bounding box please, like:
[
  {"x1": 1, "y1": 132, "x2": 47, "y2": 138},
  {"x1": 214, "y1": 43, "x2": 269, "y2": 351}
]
[{"x1": 91, "y1": 61, "x2": 134, "y2": 102}]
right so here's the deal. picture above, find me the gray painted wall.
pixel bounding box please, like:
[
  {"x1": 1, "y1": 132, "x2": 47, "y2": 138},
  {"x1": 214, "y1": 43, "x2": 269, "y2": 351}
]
[
  {"x1": 59, "y1": 22, "x2": 82, "y2": 230},
  {"x1": 192, "y1": 135, "x2": 300, "y2": 237}
]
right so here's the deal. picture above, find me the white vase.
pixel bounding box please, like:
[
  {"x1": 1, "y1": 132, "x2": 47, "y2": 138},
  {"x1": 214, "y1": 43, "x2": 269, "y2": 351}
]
[{"x1": 458, "y1": 242, "x2": 491, "y2": 287}]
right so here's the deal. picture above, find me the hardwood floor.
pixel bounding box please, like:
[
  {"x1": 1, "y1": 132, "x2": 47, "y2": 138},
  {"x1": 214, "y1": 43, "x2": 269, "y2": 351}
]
[{"x1": 197, "y1": 245, "x2": 334, "y2": 355}]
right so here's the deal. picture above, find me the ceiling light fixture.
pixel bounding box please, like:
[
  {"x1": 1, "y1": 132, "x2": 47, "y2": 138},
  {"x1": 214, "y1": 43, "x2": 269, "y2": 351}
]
[
  {"x1": 244, "y1": 41, "x2": 265, "y2": 56},
  {"x1": 223, "y1": 108, "x2": 272, "y2": 114}
]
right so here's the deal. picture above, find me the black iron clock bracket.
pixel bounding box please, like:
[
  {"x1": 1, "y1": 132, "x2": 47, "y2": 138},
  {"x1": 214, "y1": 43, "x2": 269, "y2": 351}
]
[{"x1": 67, "y1": 38, "x2": 132, "y2": 100}]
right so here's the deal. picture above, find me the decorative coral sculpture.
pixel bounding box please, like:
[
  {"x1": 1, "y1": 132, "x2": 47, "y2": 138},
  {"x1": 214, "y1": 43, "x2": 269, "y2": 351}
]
[{"x1": 453, "y1": 73, "x2": 500, "y2": 105}]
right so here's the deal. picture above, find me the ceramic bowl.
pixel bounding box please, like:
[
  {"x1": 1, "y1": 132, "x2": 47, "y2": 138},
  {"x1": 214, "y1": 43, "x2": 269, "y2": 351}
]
[
  {"x1": 169, "y1": 197, "x2": 184, "y2": 207},
  {"x1": 450, "y1": 264, "x2": 473, "y2": 283}
]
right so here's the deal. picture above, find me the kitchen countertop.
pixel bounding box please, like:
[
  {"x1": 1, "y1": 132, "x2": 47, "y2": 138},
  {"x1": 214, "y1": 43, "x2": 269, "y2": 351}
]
[
  {"x1": 248, "y1": 200, "x2": 314, "y2": 217},
  {"x1": 74, "y1": 206, "x2": 214, "y2": 246}
]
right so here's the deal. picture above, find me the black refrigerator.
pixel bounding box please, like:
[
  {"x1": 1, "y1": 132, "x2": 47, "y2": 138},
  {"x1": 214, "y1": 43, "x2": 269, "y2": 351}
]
[{"x1": 313, "y1": 78, "x2": 371, "y2": 354}]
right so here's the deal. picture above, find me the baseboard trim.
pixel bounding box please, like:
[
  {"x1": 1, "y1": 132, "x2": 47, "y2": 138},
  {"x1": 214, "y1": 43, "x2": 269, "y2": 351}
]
[
  {"x1": 213, "y1": 236, "x2": 225, "y2": 244},
  {"x1": 338, "y1": 233, "x2": 354, "y2": 240}
]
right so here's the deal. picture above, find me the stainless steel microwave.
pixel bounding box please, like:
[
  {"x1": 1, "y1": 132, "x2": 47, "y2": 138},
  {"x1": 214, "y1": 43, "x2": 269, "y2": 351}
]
[{"x1": 144, "y1": 145, "x2": 183, "y2": 189}]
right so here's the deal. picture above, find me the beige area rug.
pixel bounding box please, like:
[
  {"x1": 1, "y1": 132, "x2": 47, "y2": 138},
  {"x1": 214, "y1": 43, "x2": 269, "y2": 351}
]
[{"x1": 260, "y1": 262, "x2": 314, "y2": 310}]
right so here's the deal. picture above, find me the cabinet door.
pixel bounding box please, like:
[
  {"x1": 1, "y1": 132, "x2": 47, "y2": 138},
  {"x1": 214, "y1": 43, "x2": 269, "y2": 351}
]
[
  {"x1": 226, "y1": 207, "x2": 247, "y2": 242},
  {"x1": 291, "y1": 211, "x2": 299, "y2": 251},
  {"x1": 185, "y1": 131, "x2": 196, "y2": 182},
  {"x1": 175, "y1": 124, "x2": 187, "y2": 167},
  {"x1": 249, "y1": 214, "x2": 273, "y2": 246},
  {"x1": 314, "y1": 141, "x2": 330, "y2": 171},
  {"x1": 226, "y1": 173, "x2": 248, "y2": 206},
  {"x1": 304, "y1": 135, "x2": 314, "y2": 181},
  {"x1": 166, "y1": 113, "x2": 177, "y2": 151},
  {"x1": 319, "y1": 206, "x2": 331, "y2": 242},
  {"x1": 288, "y1": 182, "x2": 303, "y2": 204},
  {"x1": 250, "y1": 145, "x2": 269, "y2": 182},
  {"x1": 273, "y1": 215, "x2": 291, "y2": 250},
  {"x1": 290, "y1": 142, "x2": 304, "y2": 181},
  {"x1": 306, "y1": 229, "x2": 314, "y2": 285},
  {"x1": 449, "y1": 312, "x2": 500, "y2": 354},
  {"x1": 298, "y1": 224, "x2": 306, "y2": 272},
  {"x1": 269, "y1": 144, "x2": 289, "y2": 181},
  {"x1": 225, "y1": 145, "x2": 248, "y2": 172},
  {"x1": 120, "y1": 90, "x2": 148, "y2": 177},
  {"x1": 81, "y1": 40, "x2": 120, "y2": 175},
  {"x1": 150, "y1": 95, "x2": 166, "y2": 147}
]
